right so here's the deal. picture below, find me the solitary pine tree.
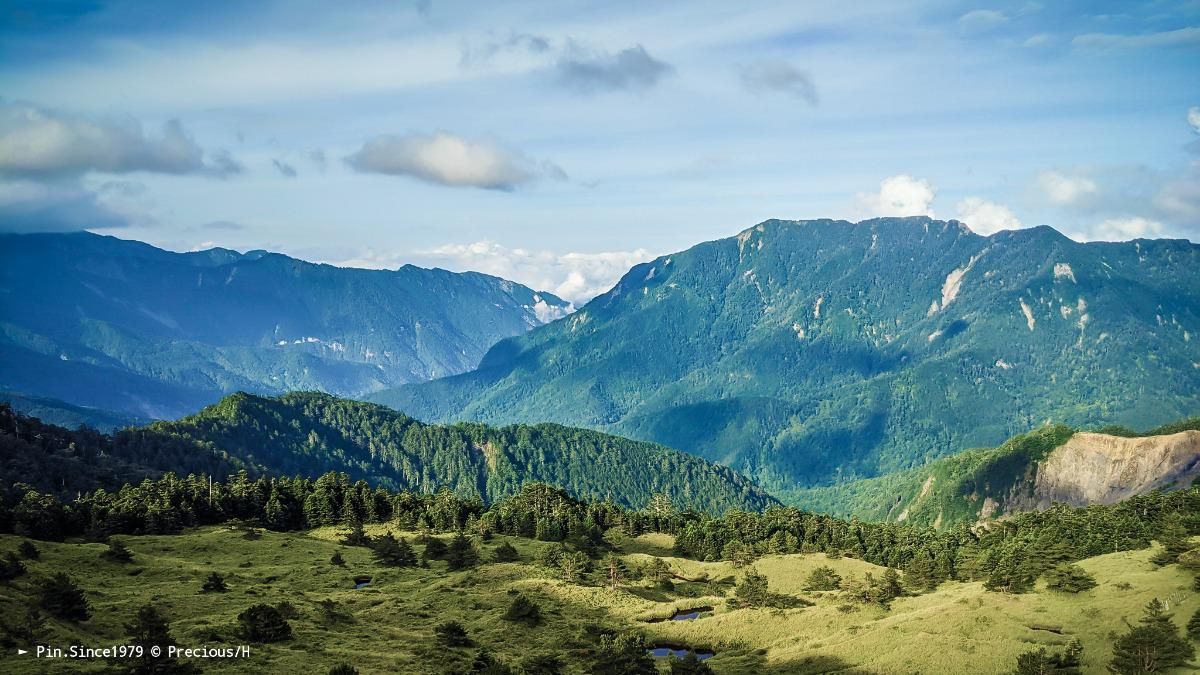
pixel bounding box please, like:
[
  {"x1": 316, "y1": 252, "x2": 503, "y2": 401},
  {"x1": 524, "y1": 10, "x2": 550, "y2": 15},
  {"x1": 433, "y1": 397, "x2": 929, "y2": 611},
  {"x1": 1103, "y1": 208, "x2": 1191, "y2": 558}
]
[
  {"x1": 1108, "y1": 598, "x2": 1195, "y2": 674},
  {"x1": 732, "y1": 567, "x2": 771, "y2": 608},
  {"x1": 121, "y1": 604, "x2": 199, "y2": 674},
  {"x1": 38, "y1": 573, "x2": 90, "y2": 622},
  {"x1": 102, "y1": 539, "x2": 134, "y2": 563},
  {"x1": 446, "y1": 532, "x2": 479, "y2": 571}
]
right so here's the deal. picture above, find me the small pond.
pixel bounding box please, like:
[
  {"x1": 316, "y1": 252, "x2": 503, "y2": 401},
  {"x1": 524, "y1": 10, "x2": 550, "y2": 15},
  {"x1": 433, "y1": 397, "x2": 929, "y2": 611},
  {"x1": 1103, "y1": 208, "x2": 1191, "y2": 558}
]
[
  {"x1": 647, "y1": 644, "x2": 715, "y2": 660},
  {"x1": 353, "y1": 576, "x2": 371, "y2": 589}
]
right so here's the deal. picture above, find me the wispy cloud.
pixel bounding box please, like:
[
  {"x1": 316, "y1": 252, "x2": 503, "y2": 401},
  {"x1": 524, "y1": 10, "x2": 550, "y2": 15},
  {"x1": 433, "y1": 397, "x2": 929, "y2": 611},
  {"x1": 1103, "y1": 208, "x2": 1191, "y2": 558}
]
[
  {"x1": 957, "y1": 9, "x2": 1008, "y2": 34},
  {"x1": 1072, "y1": 26, "x2": 1200, "y2": 50},
  {"x1": 737, "y1": 61, "x2": 818, "y2": 106},
  {"x1": 460, "y1": 31, "x2": 552, "y2": 66},
  {"x1": 272, "y1": 158, "x2": 297, "y2": 178},
  {"x1": 345, "y1": 132, "x2": 565, "y2": 190},
  {"x1": 555, "y1": 44, "x2": 673, "y2": 94}
]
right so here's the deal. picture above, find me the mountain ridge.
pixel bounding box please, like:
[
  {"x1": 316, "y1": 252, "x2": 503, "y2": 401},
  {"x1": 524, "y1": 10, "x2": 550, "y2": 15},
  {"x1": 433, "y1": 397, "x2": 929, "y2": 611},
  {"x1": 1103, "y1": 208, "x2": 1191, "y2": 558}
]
[
  {"x1": 0, "y1": 392, "x2": 776, "y2": 514},
  {"x1": 0, "y1": 231, "x2": 571, "y2": 419},
  {"x1": 372, "y1": 217, "x2": 1200, "y2": 500}
]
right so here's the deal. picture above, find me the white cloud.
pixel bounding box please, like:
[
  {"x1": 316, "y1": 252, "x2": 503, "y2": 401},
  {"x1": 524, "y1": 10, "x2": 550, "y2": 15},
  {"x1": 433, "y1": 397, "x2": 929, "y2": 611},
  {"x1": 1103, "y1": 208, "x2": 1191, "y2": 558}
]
[
  {"x1": 855, "y1": 174, "x2": 936, "y2": 218},
  {"x1": 1037, "y1": 170, "x2": 1098, "y2": 205},
  {"x1": 1189, "y1": 106, "x2": 1200, "y2": 134},
  {"x1": 345, "y1": 132, "x2": 564, "y2": 190},
  {"x1": 1072, "y1": 27, "x2": 1200, "y2": 50},
  {"x1": 1070, "y1": 217, "x2": 1164, "y2": 242},
  {"x1": 336, "y1": 241, "x2": 652, "y2": 305},
  {"x1": 0, "y1": 103, "x2": 240, "y2": 178},
  {"x1": 956, "y1": 197, "x2": 1023, "y2": 235}
]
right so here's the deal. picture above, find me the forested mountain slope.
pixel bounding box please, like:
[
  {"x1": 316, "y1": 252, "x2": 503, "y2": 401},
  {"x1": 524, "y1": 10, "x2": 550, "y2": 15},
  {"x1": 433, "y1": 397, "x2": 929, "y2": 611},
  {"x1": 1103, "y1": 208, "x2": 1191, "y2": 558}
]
[
  {"x1": 791, "y1": 418, "x2": 1200, "y2": 527},
  {"x1": 0, "y1": 232, "x2": 570, "y2": 419},
  {"x1": 0, "y1": 393, "x2": 775, "y2": 514},
  {"x1": 374, "y1": 217, "x2": 1200, "y2": 496}
]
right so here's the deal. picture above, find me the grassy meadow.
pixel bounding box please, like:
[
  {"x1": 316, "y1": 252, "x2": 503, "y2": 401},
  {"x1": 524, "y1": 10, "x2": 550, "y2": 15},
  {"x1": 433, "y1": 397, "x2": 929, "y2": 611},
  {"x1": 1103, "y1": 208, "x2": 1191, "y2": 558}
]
[{"x1": 0, "y1": 526, "x2": 1196, "y2": 674}]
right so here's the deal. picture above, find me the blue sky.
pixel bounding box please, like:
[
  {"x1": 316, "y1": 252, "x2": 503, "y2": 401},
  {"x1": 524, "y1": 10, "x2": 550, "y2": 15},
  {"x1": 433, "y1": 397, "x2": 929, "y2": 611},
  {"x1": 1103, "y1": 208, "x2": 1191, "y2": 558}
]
[{"x1": 1, "y1": 0, "x2": 1198, "y2": 302}]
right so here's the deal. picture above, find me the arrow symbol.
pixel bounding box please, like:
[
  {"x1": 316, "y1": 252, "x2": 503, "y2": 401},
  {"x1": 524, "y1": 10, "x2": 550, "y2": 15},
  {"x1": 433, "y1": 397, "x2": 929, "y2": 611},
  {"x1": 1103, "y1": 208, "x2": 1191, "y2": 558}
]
[{"x1": 17, "y1": 648, "x2": 27, "y2": 655}]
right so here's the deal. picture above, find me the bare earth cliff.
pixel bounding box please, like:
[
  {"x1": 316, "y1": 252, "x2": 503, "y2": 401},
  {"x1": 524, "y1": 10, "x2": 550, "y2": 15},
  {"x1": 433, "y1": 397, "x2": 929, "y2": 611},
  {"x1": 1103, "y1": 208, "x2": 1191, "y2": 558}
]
[{"x1": 1009, "y1": 430, "x2": 1200, "y2": 513}]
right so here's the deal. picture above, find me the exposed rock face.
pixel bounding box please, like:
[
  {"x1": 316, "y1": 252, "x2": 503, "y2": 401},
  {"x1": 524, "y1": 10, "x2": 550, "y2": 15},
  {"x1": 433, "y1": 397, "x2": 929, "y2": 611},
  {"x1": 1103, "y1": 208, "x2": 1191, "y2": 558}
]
[{"x1": 1009, "y1": 431, "x2": 1200, "y2": 513}]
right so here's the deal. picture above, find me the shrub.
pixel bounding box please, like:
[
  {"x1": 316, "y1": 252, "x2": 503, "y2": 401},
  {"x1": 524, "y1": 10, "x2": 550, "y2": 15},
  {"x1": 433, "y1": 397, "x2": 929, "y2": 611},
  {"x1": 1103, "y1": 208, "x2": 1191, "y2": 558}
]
[
  {"x1": 492, "y1": 542, "x2": 520, "y2": 563},
  {"x1": 434, "y1": 620, "x2": 471, "y2": 647},
  {"x1": 803, "y1": 566, "x2": 842, "y2": 591},
  {"x1": 502, "y1": 594, "x2": 541, "y2": 626},
  {"x1": 201, "y1": 572, "x2": 228, "y2": 593},
  {"x1": 18, "y1": 541, "x2": 39, "y2": 560},
  {"x1": 237, "y1": 604, "x2": 292, "y2": 643},
  {"x1": 0, "y1": 552, "x2": 26, "y2": 581}
]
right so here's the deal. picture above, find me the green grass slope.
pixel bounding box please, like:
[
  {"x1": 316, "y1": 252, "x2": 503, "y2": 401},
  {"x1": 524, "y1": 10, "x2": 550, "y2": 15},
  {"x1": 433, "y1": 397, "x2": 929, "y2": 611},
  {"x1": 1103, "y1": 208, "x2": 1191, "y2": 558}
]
[{"x1": 0, "y1": 528, "x2": 1194, "y2": 674}]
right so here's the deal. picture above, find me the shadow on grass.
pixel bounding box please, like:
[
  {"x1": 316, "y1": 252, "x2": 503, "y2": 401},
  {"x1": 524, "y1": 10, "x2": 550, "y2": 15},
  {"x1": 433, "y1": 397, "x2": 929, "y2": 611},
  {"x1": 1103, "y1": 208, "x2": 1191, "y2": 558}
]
[{"x1": 713, "y1": 651, "x2": 871, "y2": 674}]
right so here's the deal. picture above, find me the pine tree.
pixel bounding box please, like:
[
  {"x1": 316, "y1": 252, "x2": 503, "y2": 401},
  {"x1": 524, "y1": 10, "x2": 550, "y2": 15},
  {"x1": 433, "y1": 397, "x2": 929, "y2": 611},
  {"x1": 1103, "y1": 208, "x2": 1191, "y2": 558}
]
[
  {"x1": 371, "y1": 532, "x2": 417, "y2": 567},
  {"x1": 327, "y1": 665, "x2": 359, "y2": 675},
  {"x1": 592, "y1": 633, "x2": 656, "y2": 675},
  {"x1": 330, "y1": 549, "x2": 345, "y2": 566},
  {"x1": 1012, "y1": 639, "x2": 1082, "y2": 674},
  {"x1": 732, "y1": 567, "x2": 771, "y2": 608},
  {"x1": 446, "y1": 532, "x2": 480, "y2": 571},
  {"x1": 803, "y1": 566, "x2": 842, "y2": 591},
  {"x1": 1108, "y1": 598, "x2": 1195, "y2": 673},
  {"x1": 1188, "y1": 608, "x2": 1200, "y2": 642},
  {"x1": 121, "y1": 604, "x2": 199, "y2": 674},
  {"x1": 38, "y1": 573, "x2": 91, "y2": 621},
  {"x1": 238, "y1": 604, "x2": 292, "y2": 643},
  {"x1": 670, "y1": 652, "x2": 715, "y2": 675},
  {"x1": 470, "y1": 648, "x2": 512, "y2": 674},
  {"x1": 904, "y1": 553, "x2": 938, "y2": 592},
  {"x1": 18, "y1": 541, "x2": 39, "y2": 560},
  {"x1": 1044, "y1": 564, "x2": 1097, "y2": 593},
  {"x1": 102, "y1": 538, "x2": 134, "y2": 563},
  {"x1": 603, "y1": 553, "x2": 627, "y2": 590}
]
